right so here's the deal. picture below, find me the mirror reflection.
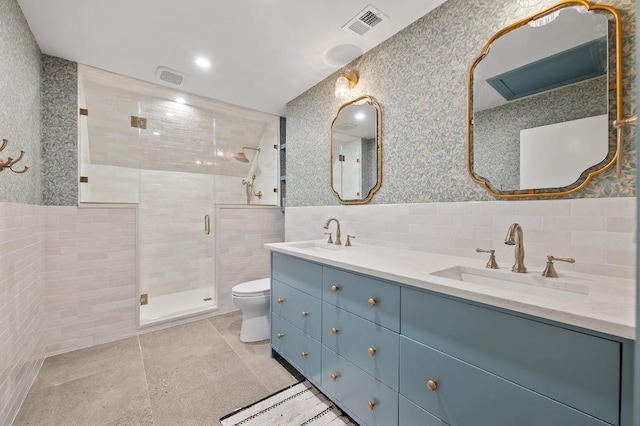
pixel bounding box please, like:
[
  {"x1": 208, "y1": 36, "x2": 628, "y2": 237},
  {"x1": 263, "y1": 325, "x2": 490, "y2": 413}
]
[
  {"x1": 470, "y1": 4, "x2": 611, "y2": 195},
  {"x1": 331, "y1": 96, "x2": 381, "y2": 204}
]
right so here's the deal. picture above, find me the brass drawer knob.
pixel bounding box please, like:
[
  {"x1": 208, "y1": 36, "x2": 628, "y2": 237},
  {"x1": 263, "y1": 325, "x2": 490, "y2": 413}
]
[
  {"x1": 367, "y1": 401, "x2": 376, "y2": 411},
  {"x1": 368, "y1": 298, "x2": 377, "y2": 307},
  {"x1": 368, "y1": 347, "x2": 376, "y2": 356},
  {"x1": 301, "y1": 351, "x2": 308, "y2": 358},
  {"x1": 427, "y1": 380, "x2": 438, "y2": 391},
  {"x1": 277, "y1": 298, "x2": 284, "y2": 304},
  {"x1": 330, "y1": 373, "x2": 339, "y2": 382},
  {"x1": 301, "y1": 311, "x2": 309, "y2": 317},
  {"x1": 331, "y1": 285, "x2": 340, "y2": 292},
  {"x1": 331, "y1": 327, "x2": 339, "y2": 335},
  {"x1": 276, "y1": 333, "x2": 284, "y2": 339}
]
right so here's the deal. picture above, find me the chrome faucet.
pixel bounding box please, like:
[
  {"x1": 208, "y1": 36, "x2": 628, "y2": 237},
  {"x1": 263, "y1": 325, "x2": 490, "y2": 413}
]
[
  {"x1": 323, "y1": 218, "x2": 342, "y2": 245},
  {"x1": 504, "y1": 223, "x2": 527, "y2": 273}
]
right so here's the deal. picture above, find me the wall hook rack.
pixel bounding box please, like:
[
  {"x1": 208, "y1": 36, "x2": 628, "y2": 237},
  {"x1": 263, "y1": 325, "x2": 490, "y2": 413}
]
[{"x1": 0, "y1": 139, "x2": 29, "y2": 174}]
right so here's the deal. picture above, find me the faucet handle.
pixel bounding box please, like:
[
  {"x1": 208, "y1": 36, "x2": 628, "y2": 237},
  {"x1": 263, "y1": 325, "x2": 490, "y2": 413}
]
[
  {"x1": 476, "y1": 248, "x2": 498, "y2": 269},
  {"x1": 542, "y1": 255, "x2": 575, "y2": 278},
  {"x1": 345, "y1": 235, "x2": 355, "y2": 247},
  {"x1": 324, "y1": 232, "x2": 333, "y2": 244}
]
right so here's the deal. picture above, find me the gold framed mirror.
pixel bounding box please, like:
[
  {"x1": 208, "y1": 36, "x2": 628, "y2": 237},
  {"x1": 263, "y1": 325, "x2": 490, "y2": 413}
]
[
  {"x1": 467, "y1": 0, "x2": 622, "y2": 198},
  {"x1": 330, "y1": 95, "x2": 382, "y2": 205}
]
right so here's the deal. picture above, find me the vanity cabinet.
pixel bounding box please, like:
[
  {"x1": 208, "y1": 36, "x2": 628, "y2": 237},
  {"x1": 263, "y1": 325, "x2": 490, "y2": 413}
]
[
  {"x1": 270, "y1": 252, "x2": 632, "y2": 426},
  {"x1": 271, "y1": 254, "x2": 323, "y2": 384}
]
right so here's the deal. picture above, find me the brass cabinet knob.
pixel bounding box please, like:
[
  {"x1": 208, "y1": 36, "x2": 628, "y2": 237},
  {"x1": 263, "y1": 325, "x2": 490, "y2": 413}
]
[
  {"x1": 331, "y1": 327, "x2": 339, "y2": 335},
  {"x1": 367, "y1": 401, "x2": 376, "y2": 411},
  {"x1": 301, "y1": 352, "x2": 308, "y2": 358},
  {"x1": 368, "y1": 298, "x2": 377, "y2": 307},
  {"x1": 277, "y1": 298, "x2": 284, "y2": 304},
  {"x1": 427, "y1": 380, "x2": 438, "y2": 391},
  {"x1": 276, "y1": 333, "x2": 284, "y2": 339},
  {"x1": 331, "y1": 285, "x2": 340, "y2": 292},
  {"x1": 301, "y1": 311, "x2": 309, "y2": 317},
  {"x1": 330, "y1": 373, "x2": 339, "y2": 382},
  {"x1": 368, "y1": 347, "x2": 376, "y2": 356}
]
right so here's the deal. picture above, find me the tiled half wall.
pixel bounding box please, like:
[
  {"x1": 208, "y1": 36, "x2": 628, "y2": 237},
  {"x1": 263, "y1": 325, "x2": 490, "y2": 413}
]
[
  {"x1": 0, "y1": 203, "x2": 45, "y2": 426},
  {"x1": 286, "y1": 197, "x2": 636, "y2": 279}
]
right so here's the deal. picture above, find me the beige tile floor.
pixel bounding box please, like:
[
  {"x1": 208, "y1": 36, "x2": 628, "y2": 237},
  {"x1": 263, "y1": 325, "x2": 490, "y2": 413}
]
[{"x1": 14, "y1": 311, "x2": 299, "y2": 426}]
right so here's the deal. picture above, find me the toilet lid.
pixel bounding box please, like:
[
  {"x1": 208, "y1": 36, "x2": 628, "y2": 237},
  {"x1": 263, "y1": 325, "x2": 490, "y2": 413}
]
[{"x1": 232, "y1": 278, "x2": 270, "y2": 297}]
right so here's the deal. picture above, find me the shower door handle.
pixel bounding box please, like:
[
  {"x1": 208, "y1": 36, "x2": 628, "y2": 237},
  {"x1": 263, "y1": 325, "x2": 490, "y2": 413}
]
[{"x1": 204, "y1": 215, "x2": 211, "y2": 235}]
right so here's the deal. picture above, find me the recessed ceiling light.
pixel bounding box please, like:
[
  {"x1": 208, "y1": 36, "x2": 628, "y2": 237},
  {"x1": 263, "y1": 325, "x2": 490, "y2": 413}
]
[
  {"x1": 166, "y1": 112, "x2": 174, "y2": 117},
  {"x1": 195, "y1": 56, "x2": 211, "y2": 69},
  {"x1": 355, "y1": 112, "x2": 366, "y2": 120},
  {"x1": 153, "y1": 131, "x2": 160, "y2": 136},
  {"x1": 175, "y1": 97, "x2": 186, "y2": 104}
]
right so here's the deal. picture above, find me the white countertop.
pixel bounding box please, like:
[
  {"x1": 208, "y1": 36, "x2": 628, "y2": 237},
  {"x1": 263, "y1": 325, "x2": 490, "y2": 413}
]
[{"x1": 265, "y1": 240, "x2": 636, "y2": 340}]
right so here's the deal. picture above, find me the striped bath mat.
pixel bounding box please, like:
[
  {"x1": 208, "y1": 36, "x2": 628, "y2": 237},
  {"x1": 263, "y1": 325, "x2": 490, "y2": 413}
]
[{"x1": 220, "y1": 380, "x2": 357, "y2": 426}]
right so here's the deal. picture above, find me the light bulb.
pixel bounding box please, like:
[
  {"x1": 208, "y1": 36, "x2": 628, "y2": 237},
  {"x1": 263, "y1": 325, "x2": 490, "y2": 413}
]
[{"x1": 335, "y1": 74, "x2": 350, "y2": 99}]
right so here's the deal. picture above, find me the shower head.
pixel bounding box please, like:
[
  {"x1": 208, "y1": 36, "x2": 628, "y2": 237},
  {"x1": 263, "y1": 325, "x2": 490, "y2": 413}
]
[
  {"x1": 232, "y1": 146, "x2": 261, "y2": 163},
  {"x1": 233, "y1": 152, "x2": 249, "y2": 163}
]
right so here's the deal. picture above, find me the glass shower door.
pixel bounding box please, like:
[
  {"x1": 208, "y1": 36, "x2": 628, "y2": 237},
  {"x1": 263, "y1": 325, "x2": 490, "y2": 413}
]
[{"x1": 138, "y1": 100, "x2": 216, "y2": 325}]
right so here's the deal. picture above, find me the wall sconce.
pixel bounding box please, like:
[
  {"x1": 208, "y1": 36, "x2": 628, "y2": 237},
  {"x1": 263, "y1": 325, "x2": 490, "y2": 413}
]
[
  {"x1": 0, "y1": 139, "x2": 28, "y2": 174},
  {"x1": 335, "y1": 72, "x2": 358, "y2": 99}
]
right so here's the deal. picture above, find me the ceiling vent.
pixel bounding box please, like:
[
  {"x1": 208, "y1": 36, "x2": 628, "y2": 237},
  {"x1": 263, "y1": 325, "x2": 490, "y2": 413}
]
[
  {"x1": 155, "y1": 66, "x2": 187, "y2": 86},
  {"x1": 342, "y1": 5, "x2": 388, "y2": 36}
]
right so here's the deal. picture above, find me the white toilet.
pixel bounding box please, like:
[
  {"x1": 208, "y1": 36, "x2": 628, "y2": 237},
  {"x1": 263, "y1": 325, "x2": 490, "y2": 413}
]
[{"x1": 232, "y1": 278, "x2": 271, "y2": 342}]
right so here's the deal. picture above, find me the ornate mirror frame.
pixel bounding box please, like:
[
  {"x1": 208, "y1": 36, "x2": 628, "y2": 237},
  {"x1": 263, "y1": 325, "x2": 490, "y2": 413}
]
[
  {"x1": 330, "y1": 95, "x2": 382, "y2": 205},
  {"x1": 467, "y1": 0, "x2": 622, "y2": 199}
]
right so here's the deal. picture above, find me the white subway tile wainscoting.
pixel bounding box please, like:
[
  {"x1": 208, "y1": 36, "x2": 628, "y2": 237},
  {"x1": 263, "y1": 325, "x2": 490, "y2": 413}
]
[{"x1": 286, "y1": 197, "x2": 636, "y2": 279}]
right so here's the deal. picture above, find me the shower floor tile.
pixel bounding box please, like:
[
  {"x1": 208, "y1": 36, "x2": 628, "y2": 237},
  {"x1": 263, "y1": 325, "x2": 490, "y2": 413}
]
[{"x1": 13, "y1": 311, "x2": 297, "y2": 426}]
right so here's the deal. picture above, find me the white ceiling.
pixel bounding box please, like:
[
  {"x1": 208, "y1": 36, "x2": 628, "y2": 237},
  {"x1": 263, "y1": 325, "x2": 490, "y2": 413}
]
[{"x1": 18, "y1": 0, "x2": 447, "y2": 116}]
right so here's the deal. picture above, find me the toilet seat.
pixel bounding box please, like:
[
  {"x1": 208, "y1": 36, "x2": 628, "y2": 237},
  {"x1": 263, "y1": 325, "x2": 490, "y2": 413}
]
[{"x1": 232, "y1": 278, "x2": 270, "y2": 297}]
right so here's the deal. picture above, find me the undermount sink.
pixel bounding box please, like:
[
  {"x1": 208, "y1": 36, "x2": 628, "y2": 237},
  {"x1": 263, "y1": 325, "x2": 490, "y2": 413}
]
[
  {"x1": 430, "y1": 265, "x2": 590, "y2": 301},
  {"x1": 288, "y1": 241, "x2": 343, "y2": 253}
]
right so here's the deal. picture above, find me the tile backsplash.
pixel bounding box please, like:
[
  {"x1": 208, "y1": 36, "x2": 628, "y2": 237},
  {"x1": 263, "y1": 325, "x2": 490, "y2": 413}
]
[{"x1": 285, "y1": 197, "x2": 636, "y2": 279}]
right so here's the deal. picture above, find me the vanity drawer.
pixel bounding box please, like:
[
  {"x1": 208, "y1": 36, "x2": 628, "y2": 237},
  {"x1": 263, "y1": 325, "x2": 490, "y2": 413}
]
[
  {"x1": 399, "y1": 336, "x2": 611, "y2": 426},
  {"x1": 271, "y1": 314, "x2": 322, "y2": 385},
  {"x1": 401, "y1": 287, "x2": 621, "y2": 425},
  {"x1": 272, "y1": 279, "x2": 321, "y2": 340},
  {"x1": 322, "y1": 346, "x2": 398, "y2": 426},
  {"x1": 399, "y1": 396, "x2": 448, "y2": 426},
  {"x1": 272, "y1": 252, "x2": 322, "y2": 298},
  {"x1": 323, "y1": 267, "x2": 400, "y2": 332},
  {"x1": 322, "y1": 302, "x2": 399, "y2": 390}
]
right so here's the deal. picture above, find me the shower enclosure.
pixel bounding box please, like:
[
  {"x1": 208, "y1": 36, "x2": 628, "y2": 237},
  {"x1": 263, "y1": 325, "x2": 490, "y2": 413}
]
[{"x1": 78, "y1": 65, "x2": 280, "y2": 325}]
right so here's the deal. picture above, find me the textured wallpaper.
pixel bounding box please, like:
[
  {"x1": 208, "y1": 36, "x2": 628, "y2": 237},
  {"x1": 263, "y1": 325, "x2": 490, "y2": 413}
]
[
  {"x1": 474, "y1": 76, "x2": 608, "y2": 191},
  {"x1": 0, "y1": 0, "x2": 42, "y2": 204},
  {"x1": 286, "y1": 0, "x2": 636, "y2": 207},
  {"x1": 41, "y1": 55, "x2": 78, "y2": 206}
]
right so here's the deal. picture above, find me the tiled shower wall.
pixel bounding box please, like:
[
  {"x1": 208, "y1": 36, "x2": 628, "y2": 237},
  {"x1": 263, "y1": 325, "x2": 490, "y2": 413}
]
[
  {"x1": 215, "y1": 206, "x2": 284, "y2": 314},
  {"x1": 286, "y1": 197, "x2": 636, "y2": 280},
  {"x1": 0, "y1": 203, "x2": 44, "y2": 425}
]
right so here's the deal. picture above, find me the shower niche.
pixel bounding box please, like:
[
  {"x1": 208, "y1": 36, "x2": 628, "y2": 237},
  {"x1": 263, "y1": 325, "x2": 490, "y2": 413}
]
[{"x1": 78, "y1": 65, "x2": 281, "y2": 325}]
